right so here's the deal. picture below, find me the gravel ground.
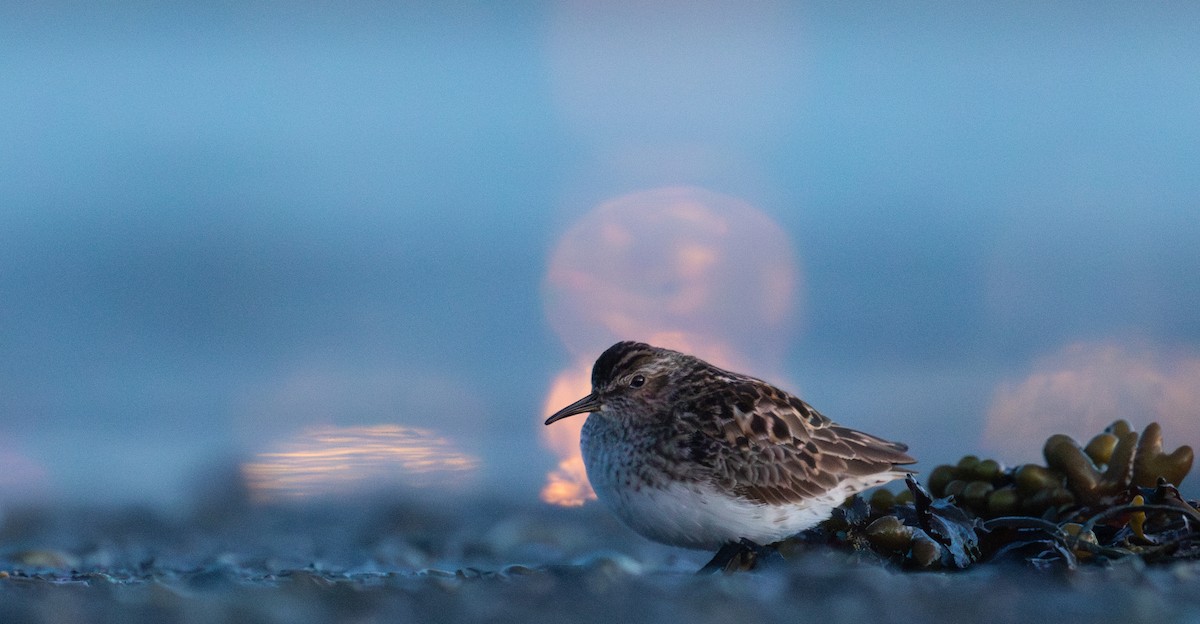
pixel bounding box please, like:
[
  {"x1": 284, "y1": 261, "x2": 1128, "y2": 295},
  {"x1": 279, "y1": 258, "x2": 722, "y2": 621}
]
[{"x1": 2, "y1": 495, "x2": 1199, "y2": 624}]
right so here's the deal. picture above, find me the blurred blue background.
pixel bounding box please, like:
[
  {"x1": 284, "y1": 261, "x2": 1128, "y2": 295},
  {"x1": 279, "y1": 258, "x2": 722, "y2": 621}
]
[{"x1": 2, "y1": 1, "x2": 1199, "y2": 506}]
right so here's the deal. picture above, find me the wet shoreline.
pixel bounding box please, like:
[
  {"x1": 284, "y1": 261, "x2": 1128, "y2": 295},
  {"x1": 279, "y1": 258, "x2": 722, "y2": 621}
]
[{"x1": 3, "y1": 497, "x2": 1200, "y2": 623}]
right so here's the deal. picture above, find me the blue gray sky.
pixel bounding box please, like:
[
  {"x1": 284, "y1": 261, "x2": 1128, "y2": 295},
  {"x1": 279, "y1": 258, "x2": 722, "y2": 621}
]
[{"x1": 2, "y1": 2, "x2": 1199, "y2": 505}]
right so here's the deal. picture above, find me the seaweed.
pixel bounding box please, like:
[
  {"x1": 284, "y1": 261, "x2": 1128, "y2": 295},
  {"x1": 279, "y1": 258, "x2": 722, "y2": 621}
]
[{"x1": 790, "y1": 420, "x2": 1199, "y2": 571}]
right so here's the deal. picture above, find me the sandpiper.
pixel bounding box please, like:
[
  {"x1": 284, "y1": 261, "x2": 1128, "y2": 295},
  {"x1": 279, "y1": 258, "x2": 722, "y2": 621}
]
[{"x1": 545, "y1": 341, "x2": 915, "y2": 565}]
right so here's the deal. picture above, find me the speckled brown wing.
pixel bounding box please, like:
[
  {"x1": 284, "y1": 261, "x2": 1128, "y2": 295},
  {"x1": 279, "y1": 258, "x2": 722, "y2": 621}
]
[{"x1": 686, "y1": 377, "x2": 916, "y2": 506}]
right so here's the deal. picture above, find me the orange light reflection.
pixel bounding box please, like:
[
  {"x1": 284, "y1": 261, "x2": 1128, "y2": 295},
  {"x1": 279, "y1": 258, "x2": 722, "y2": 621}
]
[
  {"x1": 243, "y1": 424, "x2": 479, "y2": 503},
  {"x1": 540, "y1": 186, "x2": 802, "y2": 506},
  {"x1": 983, "y1": 342, "x2": 1200, "y2": 461},
  {"x1": 540, "y1": 365, "x2": 597, "y2": 506}
]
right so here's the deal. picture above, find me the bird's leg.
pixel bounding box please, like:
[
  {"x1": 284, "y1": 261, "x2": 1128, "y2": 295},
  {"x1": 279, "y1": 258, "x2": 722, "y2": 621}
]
[
  {"x1": 698, "y1": 538, "x2": 779, "y2": 574},
  {"x1": 698, "y1": 540, "x2": 750, "y2": 574}
]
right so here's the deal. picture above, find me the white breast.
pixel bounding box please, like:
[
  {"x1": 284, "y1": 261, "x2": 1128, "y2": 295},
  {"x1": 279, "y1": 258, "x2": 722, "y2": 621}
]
[
  {"x1": 581, "y1": 414, "x2": 898, "y2": 550},
  {"x1": 595, "y1": 477, "x2": 855, "y2": 550}
]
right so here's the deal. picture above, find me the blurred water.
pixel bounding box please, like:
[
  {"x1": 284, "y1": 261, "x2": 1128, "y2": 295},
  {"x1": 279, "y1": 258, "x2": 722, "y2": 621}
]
[
  {"x1": 1, "y1": 2, "x2": 1198, "y2": 506},
  {"x1": 2, "y1": 490, "x2": 1199, "y2": 624}
]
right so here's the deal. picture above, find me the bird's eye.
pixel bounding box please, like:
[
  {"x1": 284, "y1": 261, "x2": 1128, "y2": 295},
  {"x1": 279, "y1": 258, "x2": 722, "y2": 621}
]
[{"x1": 629, "y1": 374, "x2": 646, "y2": 388}]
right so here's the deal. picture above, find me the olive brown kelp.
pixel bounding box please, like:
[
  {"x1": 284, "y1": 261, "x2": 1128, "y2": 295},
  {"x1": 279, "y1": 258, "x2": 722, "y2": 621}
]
[{"x1": 775, "y1": 421, "x2": 1197, "y2": 571}]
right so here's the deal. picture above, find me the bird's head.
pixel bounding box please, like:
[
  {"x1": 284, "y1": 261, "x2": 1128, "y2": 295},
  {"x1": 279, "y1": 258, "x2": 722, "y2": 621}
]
[{"x1": 544, "y1": 341, "x2": 697, "y2": 425}]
